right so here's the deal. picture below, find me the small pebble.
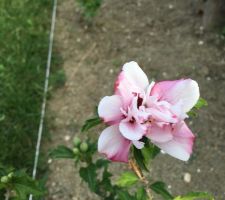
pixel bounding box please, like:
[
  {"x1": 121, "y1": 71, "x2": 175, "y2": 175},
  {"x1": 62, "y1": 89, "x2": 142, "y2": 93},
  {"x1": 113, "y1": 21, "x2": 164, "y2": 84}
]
[
  {"x1": 51, "y1": 182, "x2": 56, "y2": 187},
  {"x1": 48, "y1": 159, "x2": 52, "y2": 164},
  {"x1": 64, "y1": 135, "x2": 71, "y2": 141},
  {"x1": 199, "y1": 26, "x2": 204, "y2": 31},
  {"x1": 168, "y1": 4, "x2": 174, "y2": 9},
  {"x1": 135, "y1": 38, "x2": 140, "y2": 43},
  {"x1": 197, "y1": 168, "x2": 201, "y2": 173},
  {"x1": 198, "y1": 40, "x2": 204, "y2": 45},
  {"x1": 76, "y1": 38, "x2": 81, "y2": 43},
  {"x1": 168, "y1": 185, "x2": 172, "y2": 189},
  {"x1": 206, "y1": 76, "x2": 211, "y2": 81},
  {"x1": 149, "y1": 32, "x2": 155, "y2": 36},
  {"x1": 109, "y1": 69, "x2": 114, "y2": 74},
  {"x1": 162, "y1": 72, "x2": 168, "y2": 78},
  {"x1": 184, "y1": 172, "x2": 191, "y2": 183}
]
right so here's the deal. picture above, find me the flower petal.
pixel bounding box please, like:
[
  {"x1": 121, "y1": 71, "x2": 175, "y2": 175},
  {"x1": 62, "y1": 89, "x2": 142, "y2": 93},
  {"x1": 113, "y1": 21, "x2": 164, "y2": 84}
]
[
  {"x1": 119, "y1": 121, "x2": 146, "y2": 141},
  {"x1": 98, "y1": 95, "x2": 123, "y2": 125},
  {"x1": 114, "y1": 61, "x2": 149, "y2": 107},
  {"x1": 98, "y1": 125, "x2": 131, "y2": 162},
  {"x1": 151, "y1": 79, "x2": 200, "y2": 112},
  {"x1": 146, "y1": 124, "x2": 173, "y2": 143},
  {"x1": 152, "y1": 122, "x2": 195, "y2": 161},
  {"x1": 122, "y1": 61, "x2": 149, "y2": 90},
  {"x1": 132, "y1": 140, "x2": 145, "y2": 149}
]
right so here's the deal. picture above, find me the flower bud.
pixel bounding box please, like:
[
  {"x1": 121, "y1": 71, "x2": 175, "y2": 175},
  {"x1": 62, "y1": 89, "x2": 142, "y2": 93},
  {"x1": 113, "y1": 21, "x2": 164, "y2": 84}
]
[
  {"x1": 73, "y1": 147, "x2": 80, "y2": 155},
  {"x1": 80, "y1": 142, "x2": 88, "y2": 152},
  {"x1": 7, "y1": 172, "x2": 13, "y2": 179},
  {"x1": 1, "y1": 176, "x2": 9, "y2": 183},
  {"x1": 73, "y1": 136, "x2": 81, "y2": 147}
]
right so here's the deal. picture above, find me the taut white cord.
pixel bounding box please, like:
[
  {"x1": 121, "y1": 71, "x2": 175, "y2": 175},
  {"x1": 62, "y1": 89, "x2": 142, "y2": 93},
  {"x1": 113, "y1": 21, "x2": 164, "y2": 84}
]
[{"x1": 29, "y1": 0, "x2": 57, "y2": 199}]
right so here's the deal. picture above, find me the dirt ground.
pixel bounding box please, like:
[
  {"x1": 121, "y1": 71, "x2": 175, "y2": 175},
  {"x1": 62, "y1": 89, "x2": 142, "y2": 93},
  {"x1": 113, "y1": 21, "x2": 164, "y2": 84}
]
[{"x1": 46, "y1": 0, "x2": 225, "y2": 199}]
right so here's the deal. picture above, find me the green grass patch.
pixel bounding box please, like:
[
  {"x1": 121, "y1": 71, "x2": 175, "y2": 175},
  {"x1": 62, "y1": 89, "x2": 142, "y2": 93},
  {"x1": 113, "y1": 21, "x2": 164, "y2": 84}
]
[{"x1": 0, "y1": 0, "x2": 60, "y2": 174}]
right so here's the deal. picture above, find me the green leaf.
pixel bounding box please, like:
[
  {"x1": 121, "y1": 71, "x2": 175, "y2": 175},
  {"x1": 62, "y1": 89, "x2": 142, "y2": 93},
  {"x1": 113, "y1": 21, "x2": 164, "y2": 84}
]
[
  {"x1": 96, "y1": 159, "x2": 110, "y2": 168},
  {"x1": 136, "y1": 187, "x2": 148, "y2": 200},
  {"x1": 188, "y1": 97, "x2": 207, "y2": 117},
  {"x1": 174, "y1": 192, "x2": 214, "y2": 200},
  {"x1": 81, "y1": 117, "x2": 102, "y2": 132},
  {"x1": 141, "y1": 138, "x2": 160, "y2": 165},
  {"x1": 12, "y1": 170, "x2": 44, "y2": 199},
  {"x1": 79, "y1": 163, "x2": 98, "y2": 192},
  {"x1": 133, "y1": 146, "x2": 148, "y2": 171},
  {"x1": 150, "y1": 181, "x2": 173, "y2": 200},
  {"x1": 194, "y1": 98, "x2": 208, "y2": 109},
  {"x1": 49, "y1": 145, "x2": 75, "y2": 159},
  {"x1": 117, "y1": 190, "x2": 136, "y2": 200},
  {"x1": 133, "y1": 138, "x2": 160, "y2": 171},
  {"x1": 116, "y1": 172, "x2": 138, "y2": 187}
]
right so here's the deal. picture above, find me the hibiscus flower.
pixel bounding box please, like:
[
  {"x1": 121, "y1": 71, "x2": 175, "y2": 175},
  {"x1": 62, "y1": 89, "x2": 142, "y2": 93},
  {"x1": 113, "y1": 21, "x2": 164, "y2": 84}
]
[{"x1": 98, "y1": 61, "x2": 199, "y2": 162}]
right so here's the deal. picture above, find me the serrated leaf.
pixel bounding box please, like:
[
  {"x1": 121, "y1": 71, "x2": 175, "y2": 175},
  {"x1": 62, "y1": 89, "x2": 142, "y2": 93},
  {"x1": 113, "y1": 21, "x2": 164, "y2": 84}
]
[
  {"x1": 174, "y1": 192, "x2": 214, "y2": 200},
  {"x1": 136, "y1": 187, "x2": 148, "y2": 200},
  {"x1": 79, "y1": 164, "x2": 98, "y2": 192},
  {"x1": 116, "y1": 172, "x2": 138, "y2": 187},
  {"x1": 49, "y1": 145, "x2": 75, "y2": 159},
  {"x1": 12, "y1": 170, "x2": 44, "y2": 199},
  {"x1": 150, "y1": 181, "x2": 173, "y2": 200},
  {"x1": 81, "y1": 117, "x2": 102, "y2": 132}
]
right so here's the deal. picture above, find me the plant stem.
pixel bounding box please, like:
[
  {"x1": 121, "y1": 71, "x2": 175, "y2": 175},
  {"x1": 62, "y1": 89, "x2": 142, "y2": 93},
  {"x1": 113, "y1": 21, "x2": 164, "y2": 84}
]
[
  {"x1": 129, "y1": 159, "x2": 153, "y2": 200},
  {"x1": 5, "y1": 190, "x2": 10, "y2": 200}
]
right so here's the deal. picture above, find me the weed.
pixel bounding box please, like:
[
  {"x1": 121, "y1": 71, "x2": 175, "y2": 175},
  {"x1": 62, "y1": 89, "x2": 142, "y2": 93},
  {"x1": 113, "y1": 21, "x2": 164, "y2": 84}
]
[{"x1": 76, "y1": 0, "x2": 103, "y2": 21}]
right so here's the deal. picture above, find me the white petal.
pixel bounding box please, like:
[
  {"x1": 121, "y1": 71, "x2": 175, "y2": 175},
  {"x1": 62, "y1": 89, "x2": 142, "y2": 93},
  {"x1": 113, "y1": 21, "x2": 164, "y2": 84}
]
[
  {"x1": 98, "y1": 125, "x2": 131, "y2": 162},
  {"x1": 98, "y1": 95, "x2": 123, "y2": 124},
  {"x1": 152, "y1": 123, "x2": 195, "y2": 161},
  {"x1": 146, "y1": 125, "x2": 173, "y2": 143},
  {"x1": 154, "y1": 140, "x2": 190, "y2": 161},
  {"x1": 132, "y1": 140, "x2": 145, "y2": 149},
  {"x1": 119, "y1": 121, "x2": 146, "y2": 141},
  {"x1": 123, "y1": 61, "x2": 149, "y2": 91},
  {"x1": 151, "y1": 79, "x2": 200, "y2": 112}
]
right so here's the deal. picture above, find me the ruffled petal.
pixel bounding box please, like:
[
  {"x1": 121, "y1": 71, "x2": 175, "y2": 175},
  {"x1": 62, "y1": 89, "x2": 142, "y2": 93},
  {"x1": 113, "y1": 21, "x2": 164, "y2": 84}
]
[
  {"x1": 98, "y1": 95, "x2": 123, "y2": 125},
  {"x1": 114, "y1": 61, "x2": 149, "y2": 107},
  {"x1": 119, "y1": 120, "x2": 146, "y2": 141},
  {"x1": 122, "y1": 61, "x2": 149, "y2": 90},
  {"x1": 151, "y1": 79, "x2": 200, "y2": 112},
  {"x1": 98, "y1": 125, "x2": 131, "y2": 162},
  {"x1": 152, "y1": 122, "x2": 195, "y2": 161},
  {"x1": 146, "y1": 124, "x2": 173, "y2": 143}
]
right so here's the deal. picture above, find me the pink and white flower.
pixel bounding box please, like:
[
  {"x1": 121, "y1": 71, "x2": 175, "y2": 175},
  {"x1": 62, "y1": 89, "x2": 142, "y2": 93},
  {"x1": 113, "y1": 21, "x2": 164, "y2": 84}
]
[{"x1": 98, "y1": 61, "x2": 199, "y2": 162}]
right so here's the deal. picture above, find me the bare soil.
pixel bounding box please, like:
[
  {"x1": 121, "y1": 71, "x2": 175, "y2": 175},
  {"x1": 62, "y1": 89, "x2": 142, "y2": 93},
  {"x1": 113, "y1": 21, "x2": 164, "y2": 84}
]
[{"x1": 46, "y1": 0, "x2": 225, "y2": 199}]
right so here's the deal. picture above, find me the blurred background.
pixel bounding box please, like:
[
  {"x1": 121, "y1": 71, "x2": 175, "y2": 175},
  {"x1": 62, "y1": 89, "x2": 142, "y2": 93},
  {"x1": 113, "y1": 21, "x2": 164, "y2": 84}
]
[{"x1": 0, "y1": 0, "x2": 225, "y2": 199}]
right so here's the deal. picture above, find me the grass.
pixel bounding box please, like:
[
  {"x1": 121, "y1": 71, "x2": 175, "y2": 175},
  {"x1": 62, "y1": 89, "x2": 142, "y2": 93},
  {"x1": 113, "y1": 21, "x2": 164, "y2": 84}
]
[{"x1": 0, "y1": 0, "x2": 61, "y2": 174}]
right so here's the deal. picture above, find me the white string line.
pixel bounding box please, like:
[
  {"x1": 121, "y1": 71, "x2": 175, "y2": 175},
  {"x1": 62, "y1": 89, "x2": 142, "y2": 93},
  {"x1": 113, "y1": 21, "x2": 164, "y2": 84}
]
[{"x1": 29, "y1": 0, "x2": 57, "y2": 199}]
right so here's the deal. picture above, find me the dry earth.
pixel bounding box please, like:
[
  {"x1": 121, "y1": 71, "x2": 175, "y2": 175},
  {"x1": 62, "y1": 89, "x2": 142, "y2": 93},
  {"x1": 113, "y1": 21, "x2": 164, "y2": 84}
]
[{"x1": 46, "y1": 0, "x2": 225, "y2": 199}]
